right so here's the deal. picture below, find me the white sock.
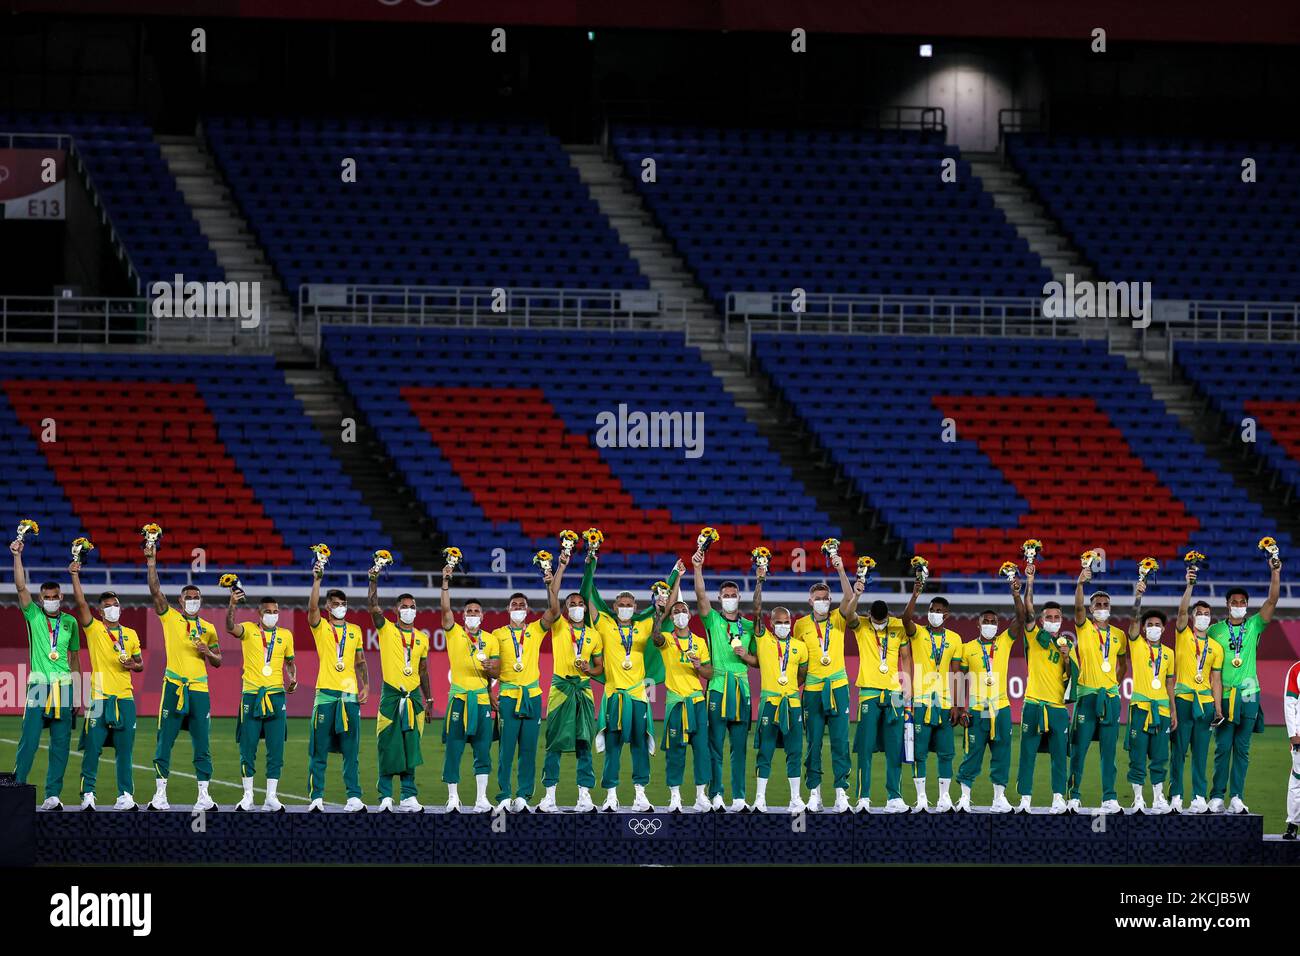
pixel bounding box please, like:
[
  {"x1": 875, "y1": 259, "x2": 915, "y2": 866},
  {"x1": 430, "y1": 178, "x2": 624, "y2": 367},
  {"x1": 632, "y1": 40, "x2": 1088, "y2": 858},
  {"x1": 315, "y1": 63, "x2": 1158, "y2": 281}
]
[
  {"x1": 196, "y1": 781, "x2": 209, "y2": 798},
  {"x1": 266, "y1": 779, "x2": 278, "y2": 798},
  {"x1": 1133, "y1": 783, "x2": 1143, "y2": 800},
  {"x1": 578, "y1": 786, "x2": 591, "y2": 801},
  {"x1": 788, "y1": 777, "x2": 801, "y2": 800},
  {"x1": 475, "y1": 774, "x2": 488, "y2": 802},
  {"x1": 756, "y1": 777, "x2": 769, "y2": 801},
  {"x1": 993, "y1": 784, "x2": 1005, "y2": 801},
  {"x1": 669, "y1": 785, "x2": 681, "y2": 801},
  {"x1": 447, "y1": 783, "x2": 459, "y2": 802},
  {"x1": 545, "y1": 785, "x2": 556, "y2": 800},
  {"x1": 635, "y1": 784, "x2": 647, "y2": 801},
  {"x1": 961, "y1": 783, "x2": 972, "y2": 800},
  {"x1": 241, "y1": 776, "x2": 254, "y2": 797},
  {"x1": 809, "y1": 786, "x2": 821, "y2": 802},
  {"x1": 154, "y1": 778, "x2": 167, "y2": 795},
  {"x1": 914, "y1": 777, "x2": 927, "y2": 799},
  {"x1": 696, "y1": 785, "x2": 707, "y2": 802},
  {"x1": 938, "y1": 777, "x2": 951, "y2": 797}
]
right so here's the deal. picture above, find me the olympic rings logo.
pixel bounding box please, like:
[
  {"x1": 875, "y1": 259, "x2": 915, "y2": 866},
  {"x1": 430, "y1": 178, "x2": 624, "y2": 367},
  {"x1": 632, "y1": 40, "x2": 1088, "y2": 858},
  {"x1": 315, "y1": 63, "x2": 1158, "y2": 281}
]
[{"x1": 627, "y1": 818, "x2": 662, "y2": 835}]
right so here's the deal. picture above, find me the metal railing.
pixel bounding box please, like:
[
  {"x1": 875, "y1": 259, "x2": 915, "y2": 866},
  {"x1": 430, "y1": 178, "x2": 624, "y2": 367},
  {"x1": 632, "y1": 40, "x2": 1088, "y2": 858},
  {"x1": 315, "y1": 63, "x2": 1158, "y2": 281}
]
[
  {"x1": 14, "y1": 566, "x2": 1300, "y2": 609},
  {"x1": 997, "y1": 106, "x2": 1048, "y2": 148},
  {"x1": 1168, "y1": 300, "x2": 1300, "y2": 343},
  {"x1": 299, "y1": 284, "x2": 693, "y2": 355},
  {"x1": 0, "y1": 295, "x2": 271, "y2": 349}
]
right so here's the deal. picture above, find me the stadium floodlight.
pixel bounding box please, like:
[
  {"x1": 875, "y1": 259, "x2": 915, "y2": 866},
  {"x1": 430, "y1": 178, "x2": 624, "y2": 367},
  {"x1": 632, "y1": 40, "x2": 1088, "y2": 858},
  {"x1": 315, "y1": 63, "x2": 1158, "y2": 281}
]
[{"x1": 919, "y1": 43, "x2": 933, "y2": 57}]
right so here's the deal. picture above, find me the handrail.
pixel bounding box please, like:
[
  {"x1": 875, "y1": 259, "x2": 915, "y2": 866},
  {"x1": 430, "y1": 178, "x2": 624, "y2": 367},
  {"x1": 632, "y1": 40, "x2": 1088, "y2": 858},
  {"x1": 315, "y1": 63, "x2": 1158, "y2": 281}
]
[
  {"x1": 997, "y1": 106, "x2": 1048, "y2": 149},
  {"x1": 0, "y1": 295, "x2": 270, "y2": 348}
]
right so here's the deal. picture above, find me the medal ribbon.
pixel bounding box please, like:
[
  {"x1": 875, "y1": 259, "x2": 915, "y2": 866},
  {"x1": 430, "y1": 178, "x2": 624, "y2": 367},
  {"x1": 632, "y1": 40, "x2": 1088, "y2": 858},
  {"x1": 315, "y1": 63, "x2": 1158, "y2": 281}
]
[
  {"x1": 509, "y1": 626, "x2": 526, "y2": 667},
  {"x1": 674, "y1": 633, "x2": 693, "y2": 661},
  {"x1": 398, "y1": 625, "x2": 415, "y2": 670},
  {"x1": 1194, "y1": 635, "x2": 1210, "y2": 677},
  {"x1": 108, "y1": 624, "x2": 124, "y2": 656},
  {"x1": 777, "y1": 636, "x2": 791, "y2": 681},
  {"x1": 47, "y1": 616, "x2": 59, "y2": 654},
  {"x1": 1148, "y1": 639, "x2": 1163, "y2": 683},
  {"x1": 1098, "y1": 624, "x2": 1111, "y2": 664},
  {"x1": 928, "y1": 629, "x2": 946, "y2": 667},
  {"x1": 259, "y1": 626, "x2": 275, "y2": 667},
  {"x1": 332, "y1": 621, "x2": 348, "y2": 668},
  {"x1": 618, "y1": 623, "x2": 634, "y2": 658},
  {"x1": 1227, "y1": 622, "x2": 1245, "y2": 655},
  {"x1": 877, "y1": 626, "x2": 888, "y2": 669},
  {"x1": 979, "y1": 638, "x2": 994, "y2": 678},
  {"x1": 572, "y1": 625, "x2": 586, "y2": 663},
  {"x1": 814, "y1": 619, "x2": 831, "y2": 657}
]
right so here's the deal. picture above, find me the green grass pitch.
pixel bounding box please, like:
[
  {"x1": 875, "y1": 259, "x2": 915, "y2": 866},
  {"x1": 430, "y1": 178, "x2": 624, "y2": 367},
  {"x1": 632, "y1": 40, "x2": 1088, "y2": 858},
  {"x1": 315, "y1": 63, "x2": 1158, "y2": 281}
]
[{"x1": 2, "y1": 716, "x2": 1293, "y2": 835}]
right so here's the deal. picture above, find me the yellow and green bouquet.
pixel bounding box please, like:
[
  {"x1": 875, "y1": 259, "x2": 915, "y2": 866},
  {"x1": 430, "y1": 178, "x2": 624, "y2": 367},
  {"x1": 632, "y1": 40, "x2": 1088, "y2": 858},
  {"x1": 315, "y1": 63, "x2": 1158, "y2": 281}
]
[{"x1": 70, "y1": 537, "x2": 94, "y2": 562}]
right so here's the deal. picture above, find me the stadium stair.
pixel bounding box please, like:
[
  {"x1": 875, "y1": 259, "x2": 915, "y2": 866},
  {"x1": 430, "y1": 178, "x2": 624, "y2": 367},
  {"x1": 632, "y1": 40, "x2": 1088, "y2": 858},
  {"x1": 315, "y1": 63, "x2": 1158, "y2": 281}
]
[
  {"x1": 156, "y1": 132, "x2": 299, "y2": 354},
  {"x1": 279, "y1": 361, "x2": 445, "y2": 571}
]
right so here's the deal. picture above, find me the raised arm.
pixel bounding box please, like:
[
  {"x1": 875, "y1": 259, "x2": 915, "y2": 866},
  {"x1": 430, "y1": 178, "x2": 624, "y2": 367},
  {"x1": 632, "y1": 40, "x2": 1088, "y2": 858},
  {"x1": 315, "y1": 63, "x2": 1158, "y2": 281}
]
[
  {"x1": 1074, "y1": 566, "x2": 1090, "y2": 628},
  {"x1": 1176, "y1": 566, "x2": 1195, "y2": 633},
  {"x1": 1008, "y1": 576, "x2": 1025, "y2": 641},
  {"x1": 68, "y1": 561, "x2": 93, "y2": 628},
  {"x1": 580, "y1": 552, "x2": 611, "y2": 625},
  {"x1": 1023, "y1": 562, "x2": 1038, "y2": 626},
  {"x1": 752, "y1": 571, "x2": 765, "y2": 637},
  {"x1": 634, "y1": 558, "x2": 684, "y2": 623},
  {"x1": 901, "y1": 575, "x2": 922, "y2": 638},
  {"x1": 1127, "y1": 580, "x2": 1146, "y2": 640},
  {"x1": 1260, "y1": 556, "x2": 1282, "y2": 623},
  {"x1": 440, "y1": 564, "x2": 455, "y2": 630},
  {"x1": 367, "y1": 571, "x2": 385, "y2": 631},
  {"x1": 308, "y1": 565, "x2": 322, "y2": 629},
  {"x1": 225, "y1": 586, "x2": 247, "y2": 638},
  {"x1": 692, "y1": 550, "x2": 711, "y2": 619},
  {"x1": 842, "y1": 578, "x2": 863, "y2": 630},
  {"x1": 833, "y1": 554, "x2": 856, "y2": 617},
  {"x1": 539, "y1": 568, "x2": 560, "y2": 630},
  {"x1": 145, "y1": 544, "x2": 170, "y2": 616},
  {"x1": 11, "y1": 539, "x2": 30, "y2": 610}
]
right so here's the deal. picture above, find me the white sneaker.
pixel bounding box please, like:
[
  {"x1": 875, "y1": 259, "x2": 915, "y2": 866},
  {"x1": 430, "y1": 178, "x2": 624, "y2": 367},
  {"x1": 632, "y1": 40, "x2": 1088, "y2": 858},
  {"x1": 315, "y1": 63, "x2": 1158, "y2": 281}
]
[
  {"x1": 1170, "y1": 795, "x2": 1185, "y2": 813},
  {"x1": 953, "y1": 794, "x2": 971, "y2": 812},
  {"x1": 692, "y1": 792, "x2": 713, "y2": 812},
  {"x1": 912, "y1": 795, "x2": 930, "y2": 813},
  {"x1": 263, "y1": 795, "x2": 283, "y2": 812},
  {"x1": 990, "y1": 794, "x2": 1013, "y2": 814},
  {"x1": 1050, "y1": 794, "x2": 1068, "y2": 814},
  {"x1": 753, "y1": 796, "x2": 769, "y2": 813},
  {"x1": 666, "y1": 791, "x2": 683, "y2": 812},
  {"x1": 307, "y1": 798, "x2": 325, "y2": 813},
  {"x1": 80, "y1": 793, "x2": 95, "y2": 810},
  {"x1": 193, "y1": 794, "x2": 216, "y2": 812},
  {"x1": 472, "y1": 797, "x2": 493, "y2": 813},
  {"x1": 788, "y1": 794, "x2": 806, "y2": 814},
  {"x1": 806, "y1": 788, "x2": 823, "y2": 812},
  {"x1": 600, "y1": 792, "x2": 619, "y2": 813},
  {"x1": 235, "y1": 792, "x2": 255, "y2": 812},
  {"x1": 399, "y1": 796, "x2": 423, "y2": 813},
  {"x1": 711, "y1": 794, "x2": 725, "y2": 811},
  {"x1": 1066, "y1": 798, "x2": 1082, "y2": 814},
  {"x1": 495, "y1": 799, "x2": 512, "y2": 814},
  {"x1": 511, "y1": 797, "x2": 529, "y2": 813},
  {"x1": 832, "y1": 789, "x2": 850, "y2": 813},
  {"x1": 1130, "y1": 794, "x2": 1147, "y2": 814},
  {"x1": 1227, "y1": 796, "x2": 1249, "y2": 814},
  {"x1": 883, "y1": 797, "x2": 908, "y2": 813},
  {"x1": 1208, "y1": 797, "x2": 1226, "y2": 813},
  {"x1": 1151, "y1": 791, "x2": 1170, "y2": 815},
  {"x1": 1016, "y1": 795, "x2": 1032, "y2": 814},
  {"x1": 377, "y1": 797, "x2": 395, "y2": 812},
  {"x1": 1187, "y1": 796, "x2": 1208, "y2": 814},
  {"x1": 1100, "y1": 799, "x2": 1121, "y2": 814},
  {"x1": 113, "y1": 794, "x2": 136, "y2": 811},
  {"x1": 536, "y1": 793, "x2": 559, "y2": 813},
  {"x1": 575, "y1": 789, "x2": 595, "y2": 813},
  {"x1": 630, "y1": 787, "x2": 652, "y2": 812},
  {"x1": 728, "y1": 798, "x2": 748, "y2": 813},
  {"x1": 934, "y1": 792, "x2": 954, "y2": 813},
  {"x1": 445, "y1": 791, "x2": 461, "y2": 812},
  {"x1": 343, "y1": 797, "x2": 365, "y2": 813},
  {"x1": 854, "y1": 798, "x2": 871, "y2": 813},
  {"x1": 39, "y1": 796, "x2": 63, "y2": 811}
]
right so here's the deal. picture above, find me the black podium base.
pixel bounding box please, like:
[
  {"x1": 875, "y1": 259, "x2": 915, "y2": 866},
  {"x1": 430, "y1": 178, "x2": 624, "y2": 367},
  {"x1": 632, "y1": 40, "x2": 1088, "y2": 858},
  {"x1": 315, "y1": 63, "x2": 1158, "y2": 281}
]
[
  {"x1": 0, "y1": 783, "x2": 36, "y2": 866},
  {"x1": 19, "y1": 806, "x2": 1292, "y2": 866}
]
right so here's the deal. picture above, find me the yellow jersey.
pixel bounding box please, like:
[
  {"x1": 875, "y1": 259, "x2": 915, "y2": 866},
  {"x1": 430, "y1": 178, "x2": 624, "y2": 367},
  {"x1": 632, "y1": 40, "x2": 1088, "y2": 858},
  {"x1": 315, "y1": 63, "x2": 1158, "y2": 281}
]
[
  {"x1": 1129, "y1": 634, "x2": 1174, "y2": 707},
  {"x1": 756, "y1": 634, "x2": 807, "y2": 699},
  {"x1": 376, "y1": 619, "x2": 429, "y2": 693},
  {"x1": 310, "y1": 617, "x2": 364, "y2": 694},
  {"x1": 596, "y1": 616, "x2": 655, "y2": 700},
  {"x1": 1023, "y1": 624, "x2": 1070, "y2": 706},
  {"x1": 84, "y1": 618, "x2": 141, "y2": 700},
  {"x1": 909, "y1": 625, "x2": 963, "y2": 708},
  {"x1": 232, "y1": 621, "x2": 295, "y2": 693},
  {"x1": 794, "y1": 614, "x2": 847, "y2": 690},
  {"x1": 660, "y1": 628, "x2": 710, "y2": 698},
  {"x1": 552, "y1": 617, "x2": 602, "y2": 679},
  {"x1": 1071, "y1": 619, "x2": 1127, "y2": 692},
  {"x1": 961, "y1": 632, "x2": 1015, "y2": 711},
  {"x1": 446, "y1": 623, "x2": 498, "y2": 692},
  {"x1": 833, "y1": 609, "x2": 906, "y2": 691},
  {"x1": 159, "y1": 608, "x2": 219, "y2": 683},
  {"x1": 493, "y1": 619, "x2": 549, "y2": 701},
  {"x1": 1173, "y1": 626, "x2": 1224, "y2": 700}
]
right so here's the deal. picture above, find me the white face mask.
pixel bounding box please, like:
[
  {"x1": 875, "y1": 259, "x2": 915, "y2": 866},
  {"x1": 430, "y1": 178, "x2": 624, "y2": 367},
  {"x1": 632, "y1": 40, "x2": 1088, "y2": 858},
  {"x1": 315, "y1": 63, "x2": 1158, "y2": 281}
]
[
  {"x1": 1093, "y1": 608, "x2": 1110, "y2": 623},
  {"x1": 330, "y1": 604, "x2": 348, "y2": 620},
  {"x1": 773, "y1": 622, "x2": 792, "y2": 638},
  {"x1": 1193, "y1": 614, "x2": 1211, "y2": 632},
  {"x1": 720, "y1": 597, "x2": 739, "y2": 614},
  {"x1": 1229, "y1": 605, "x2": 1247, "y2": 620},
  {"x1": 616, "y1": 606, "x2": 634, "y2": 622},
  {"x1": 812, "y1": 599, "x2": 830, "y2": 616},
  {"x1": 464, "y1": 614, "x2": 482, "y2": 631},
  {"x1": 672, "y1": 612, "x2": 691, "y2": 629},
  {"x1": 1145, "y1": 625, "x2": 1163, "y2": 641},
  {"x1": 183, "y1": 599, "x2": 201, "y2": 616},
  {"x1": 980, "y1": 623, "x2": 998, "y2": 640},
  {"x1": 568, "y1": 606, "x2": 586, "y2": 624},
  {"x1": 262, "y1": 612, "x2": 279, "y2": 628},
  {"x1": 42, "y1": 599, "x2": 61, "y2": 615},
  {"x1": 872, "y1": 619, "x2": 887, "y2": 632},
  {"x1": 1042, "y1": 619, "x2": 1061, "y2": 634},
  {"x1": 927, "y1": 611, "x2": 945, "y2": 628},
  {"x1": 509, "y1": 609, "x2": 527, "y2": 625},
  {"x1": 102, "y1": 605, "x2": 121, "y2": 624},
  {"x1": 398, "y1": 607, "x2": 417, "y2": 625}
]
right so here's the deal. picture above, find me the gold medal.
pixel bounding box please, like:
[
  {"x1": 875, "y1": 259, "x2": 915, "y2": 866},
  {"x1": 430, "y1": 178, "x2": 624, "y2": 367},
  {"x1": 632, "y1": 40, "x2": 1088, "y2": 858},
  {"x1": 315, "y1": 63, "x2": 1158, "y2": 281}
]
[
  {"x1": 513, "y1": 661, "x2": 524, "y2": 673},
  {"x1": 1150, "y1": 678, "x2": 1160, "y2": 691},
  {"x1": 48, "y1": 650, "x2": 59, "y2": 662},
  {"x1": 820, "y1": 655, "x2": 831, "y2": 666},
  {"x1": 475, "y1": 651, "x2": 487, "y2": 663},
  {"x1": 118, "y1": 654, "x2": 128, "y2": 665},
  {"x1": 984, "y1": 674, "x2": 994, "y2": 687},
  {"x1": 1101, "y1": 660, "x2": 1111, "y2": 673},
  {"x1": 878, "y1": 663, "x2": 888, "y2": 674},
  {"x1": 730, "y1": 638, "x2": 742, "y2": 650},
  {"x1": 262, "y1": 664, "x2": 273, "y2": 677},
  {"x1": 778, "y1": 674, "x2": 789, "y2": 686},
  {"x1": 403, "y1": 666, "x2": 413, "y2": 677},
  {"x1": 334, "y1": 660, "x2": 345, "y2": 672},
  {"x1": 1232, "y1": 656, "x2": 1242, "y2": 668},
  {"x1": 621, "y1": 659, "x2": 633, "y2": 671}
]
